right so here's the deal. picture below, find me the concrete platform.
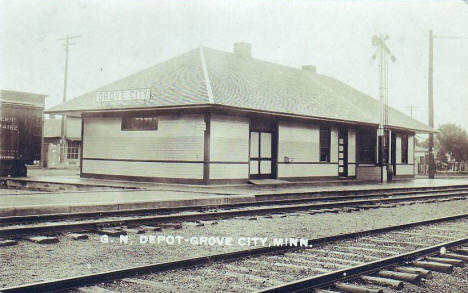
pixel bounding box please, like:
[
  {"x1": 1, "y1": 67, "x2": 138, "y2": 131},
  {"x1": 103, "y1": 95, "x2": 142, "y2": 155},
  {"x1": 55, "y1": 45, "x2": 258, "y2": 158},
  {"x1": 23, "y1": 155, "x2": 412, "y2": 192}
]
[{"x1": 0, "y1": 176, "x2": 467, "y2": 217}]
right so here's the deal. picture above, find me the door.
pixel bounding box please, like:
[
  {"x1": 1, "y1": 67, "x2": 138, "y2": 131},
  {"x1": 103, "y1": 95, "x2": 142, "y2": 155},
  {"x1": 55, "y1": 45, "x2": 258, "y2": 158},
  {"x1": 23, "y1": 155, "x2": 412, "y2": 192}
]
[
  {"x1": 338, "y1": 128, "x2": 348, "y2": 177},
  {"x1": 249, "y1": 131, "x2": 273, "y2": 179}
]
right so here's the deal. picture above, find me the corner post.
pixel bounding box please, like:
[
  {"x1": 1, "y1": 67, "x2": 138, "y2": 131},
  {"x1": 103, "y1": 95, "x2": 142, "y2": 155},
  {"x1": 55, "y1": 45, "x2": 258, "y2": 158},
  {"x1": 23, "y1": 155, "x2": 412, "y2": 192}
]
[{"x1": 203, "y1": 112, "x2": 211, "y2": 184}]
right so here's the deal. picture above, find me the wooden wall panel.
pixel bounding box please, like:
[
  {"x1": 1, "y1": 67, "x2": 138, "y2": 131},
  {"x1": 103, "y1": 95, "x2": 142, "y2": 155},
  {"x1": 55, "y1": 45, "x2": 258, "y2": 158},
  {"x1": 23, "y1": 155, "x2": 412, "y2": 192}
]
[
  {"x1": 330, "y1": 127, "x2": 338, "y2": 163},
  {"x1": 396, "y1": 164, "x2": 414, "y2": 176},
  {"x1": 278, "y1": 163, "x2": 337, "y2": 178},
  {"x1": 396, "y1": 135, "x2": 402, "y2": 164},
  {"x1": 209, "y1": 163, "x2": 249, "y2": 179},
  {"x1": 209, "y1": 114, "x2": 249, "y2": 162},
  {"x1": 82, "y1": 159, "x2": 203, "y2": 179},
  {"x1": 356, "y1": 166, "x2": 381, "y2": 181},
  {"x1": 278, "y1": 121, "x2": 319, "y2": 162},
  {"x1": 408, "y1": 135, "x2": 414, "y2": 164},
  {"x1": 348, "y1": 128, "x2": 356, "y2": 163},
  {"x1": 83, "y1": 114, "x2": 205, "y2": 161},
  {"x1": 66, "y1": 117, "x2": 82, "y2": 138},
  {"x1": 347, "y1": 128, "x2": 356, "y2": 177},
  {"x1": 348, "y1": 164, "x2": 356, "y2": 176}
]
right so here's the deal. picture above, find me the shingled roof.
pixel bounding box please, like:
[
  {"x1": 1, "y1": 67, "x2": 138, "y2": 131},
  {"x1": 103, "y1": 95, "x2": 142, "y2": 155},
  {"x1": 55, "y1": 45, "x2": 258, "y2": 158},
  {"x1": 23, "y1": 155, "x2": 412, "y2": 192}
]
[{"x1": 47, "y1": 45, "x2": 433, "y2": 132}]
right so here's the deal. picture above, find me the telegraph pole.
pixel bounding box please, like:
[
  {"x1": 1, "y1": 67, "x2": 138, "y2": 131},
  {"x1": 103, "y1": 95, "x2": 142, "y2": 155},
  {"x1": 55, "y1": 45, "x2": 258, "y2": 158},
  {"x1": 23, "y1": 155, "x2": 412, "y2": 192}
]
[
  {"x1": 428, "y1": 30, "x2": 435, "y2": 179},
  {"x1": 57, "y1": 34, "x2": 80, "y2": 165},
  {"x1": 427, "y1": 31, "x2": 468, "y2": 179}
]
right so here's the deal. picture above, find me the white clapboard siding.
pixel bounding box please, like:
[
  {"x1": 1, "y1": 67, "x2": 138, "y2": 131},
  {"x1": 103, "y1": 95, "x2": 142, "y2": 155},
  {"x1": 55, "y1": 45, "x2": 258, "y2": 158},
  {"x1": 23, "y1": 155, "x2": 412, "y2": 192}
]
[
  {"x1": 83, "y1": 160, "x2": 203, "y2": 179},
  {"x1": 348, "y1": 128, "x2": 356, "y2": 163},
  {"x1": 278, "y1": 164, "x2": 338, "y2": 178},
  {"x1": 396, "y1": 164, "x2": 414, "y2": 176},
  {"x1": 278, "y1": 121, "x2": 319, "y2": 162},
  {"x1": 396, "y1": 135, "x2": 402, "y2": 164},
  {"x1": 83, "y1": 114, "x2": 205, "y2": 161},
  {"x1": 409, "y1": 135, "x2": 414, "y2": 164},
  {"x1": 210, "y1": 114, "x2": 249, "y2": 162},
  {"x1": 348, "y1": 165, "x2": 356, "y2": 176},
  {"x1": 209, "y1": 163, "x2": 249, "y2": 179},
  {"x1": 356, "y1": 166, "x2": 381, "y2": 181},
  {"x1": 330, "y1": 127, "x2": 338, "y2": 163},
  {"x1": 348, "y1": 128, "x2": 357, "y2": 177}
]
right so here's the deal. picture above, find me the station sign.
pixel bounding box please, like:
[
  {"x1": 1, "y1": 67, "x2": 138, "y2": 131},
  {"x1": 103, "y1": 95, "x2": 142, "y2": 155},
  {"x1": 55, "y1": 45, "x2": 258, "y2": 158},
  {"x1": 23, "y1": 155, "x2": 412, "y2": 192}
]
[{"x1": 96, "y1": 88, "x2": 151, "y2": 103}]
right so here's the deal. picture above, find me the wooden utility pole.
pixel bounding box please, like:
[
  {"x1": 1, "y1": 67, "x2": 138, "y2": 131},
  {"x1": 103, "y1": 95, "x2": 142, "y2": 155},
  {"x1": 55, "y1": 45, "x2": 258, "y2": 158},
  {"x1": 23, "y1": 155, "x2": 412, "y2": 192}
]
[
  {"x1": 428, "y1": 30, "x2": 435, "y2": 179},
  {"x1": 57, "y1": 35, "x2": 80, "y2": 165},
  {"x1": 427, "y1": 31, "x2": 468, "y2": 179}
]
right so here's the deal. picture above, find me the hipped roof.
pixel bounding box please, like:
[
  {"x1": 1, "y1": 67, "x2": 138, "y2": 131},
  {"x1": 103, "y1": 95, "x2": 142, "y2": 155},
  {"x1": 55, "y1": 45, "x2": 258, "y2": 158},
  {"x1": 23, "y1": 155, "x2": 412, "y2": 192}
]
[{"x1": 46, "y1": 47, "x2": 434, "y2": 133}]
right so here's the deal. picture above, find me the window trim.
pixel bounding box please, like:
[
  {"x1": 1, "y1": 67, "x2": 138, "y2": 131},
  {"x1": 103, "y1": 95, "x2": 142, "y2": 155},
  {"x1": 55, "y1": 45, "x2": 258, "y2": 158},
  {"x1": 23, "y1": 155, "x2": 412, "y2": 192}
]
[
  {"x1": 121, "y1": 115, "x2": 158, "y2": 131},
  {"x1": 67, "y1": 141, "x2": 80, "y2": 160},
  {"x1": 319, "y1": 126, "x2": 331, "y2": 162}
]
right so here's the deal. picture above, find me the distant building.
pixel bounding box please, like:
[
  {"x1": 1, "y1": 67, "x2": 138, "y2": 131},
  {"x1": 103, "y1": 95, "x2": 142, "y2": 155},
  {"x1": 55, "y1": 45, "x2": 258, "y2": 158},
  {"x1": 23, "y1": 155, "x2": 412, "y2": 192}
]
[
  {"x1": 414, "y1": 146, "x2": 429, "y2": 175},
  {"x1": 43, "y1": 116, "x2": 81, "y2": 168},
  {"x1": 46, "y1": 43, "x2": 434, "y2": 184}
]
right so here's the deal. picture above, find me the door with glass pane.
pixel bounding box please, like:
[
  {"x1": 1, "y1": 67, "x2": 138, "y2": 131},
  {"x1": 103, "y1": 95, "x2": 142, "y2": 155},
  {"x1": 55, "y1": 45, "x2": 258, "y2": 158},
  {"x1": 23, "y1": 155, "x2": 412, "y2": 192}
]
[
  {"x1": 338, "y1": 128, "x2": 348, "y2": 177},
  {"x1": 249, "y1": 131, "x2": 273, "y2": 179}
]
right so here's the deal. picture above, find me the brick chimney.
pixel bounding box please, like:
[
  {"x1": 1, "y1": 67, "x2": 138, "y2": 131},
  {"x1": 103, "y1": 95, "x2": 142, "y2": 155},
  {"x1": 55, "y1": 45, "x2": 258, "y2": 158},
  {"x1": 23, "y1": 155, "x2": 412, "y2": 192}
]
[{"x1": 233, "y1": 42, "x2": 251, "y2": 58}]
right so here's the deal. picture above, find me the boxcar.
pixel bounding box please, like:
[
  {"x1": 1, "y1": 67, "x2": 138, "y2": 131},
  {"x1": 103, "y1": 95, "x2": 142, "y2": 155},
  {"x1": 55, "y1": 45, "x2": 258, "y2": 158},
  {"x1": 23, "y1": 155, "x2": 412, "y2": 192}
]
[{"x1": 0, "y1": 90, "x2": 46, "y2": 176}]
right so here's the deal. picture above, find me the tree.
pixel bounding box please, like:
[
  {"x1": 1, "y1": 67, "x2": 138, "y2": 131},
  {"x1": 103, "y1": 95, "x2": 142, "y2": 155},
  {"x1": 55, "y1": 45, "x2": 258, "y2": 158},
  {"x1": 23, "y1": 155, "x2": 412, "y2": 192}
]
[{"x1": 436, "y1": 124, "x2": 468, "y2": 162}]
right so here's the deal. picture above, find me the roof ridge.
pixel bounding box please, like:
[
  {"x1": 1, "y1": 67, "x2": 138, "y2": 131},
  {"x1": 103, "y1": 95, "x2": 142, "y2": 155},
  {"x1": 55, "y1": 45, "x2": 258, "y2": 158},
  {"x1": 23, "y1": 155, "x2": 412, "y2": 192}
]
[{"x1": 199, "y1": 47, "x2": 214, "y2": 104}]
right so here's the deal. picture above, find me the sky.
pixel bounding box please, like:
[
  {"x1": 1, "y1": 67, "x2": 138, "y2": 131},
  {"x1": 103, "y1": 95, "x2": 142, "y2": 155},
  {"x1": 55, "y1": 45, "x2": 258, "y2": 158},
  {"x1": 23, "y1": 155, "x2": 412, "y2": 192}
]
[{"x1": 1, "y1": 0, "x2": 467, "y2": 132}]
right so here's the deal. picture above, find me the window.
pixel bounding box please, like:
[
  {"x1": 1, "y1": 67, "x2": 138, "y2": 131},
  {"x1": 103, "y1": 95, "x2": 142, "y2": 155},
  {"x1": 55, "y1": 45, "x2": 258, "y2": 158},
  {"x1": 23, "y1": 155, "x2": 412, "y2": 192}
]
[
  {"x1": 121, "y1": 115, "x2": 158, "y2": 131},
  {"x1": 358, "y1": 129, "x2": 377, "y2": 164},
  {"x1": 319, "y1": 126, "x2": 331, "y2": 162},
  {"x1": 67, "y1": 141, "x2": 80, "y2": 160},
  {"x1": 401, "y1": 135, "x2": 409, "y2": 164}
]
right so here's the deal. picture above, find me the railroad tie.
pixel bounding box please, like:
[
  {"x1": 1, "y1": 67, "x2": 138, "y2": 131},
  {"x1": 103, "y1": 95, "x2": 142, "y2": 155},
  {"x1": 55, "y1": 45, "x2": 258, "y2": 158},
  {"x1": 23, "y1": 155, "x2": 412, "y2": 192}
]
[
  {"x1": 426, "y1": 226, "x2": 468, "y2": 233},
  {"x1": 0, "y1": 239, "x2": 17, "y2": 247},
  {"x1": 377, "y1": 270, "x2": 421, "y2": 284},
  {"x1": 314, "y1": 289, "x2": 341, "y2": 293},
  {"x1": 441, "y1": 252, "x2": 468, "y2": 262},
  {"x1": 361, "y1": 275, "x2": 404, "y2": 289},
  {"x1": 96, "y1": 228, "x2": 126, "y2": 237},
  {"x1": 394, "y1": 266, "x2": 433, "y2": 279},
  {"x1": 334, "y1": 282, "x2": 383, "y2": 293},
  {"x1": 313, "y1": 249, "x2": 380, "y2": 261},
  {"x1": 454, "y1": 247, "x2": 468, "y2": 255},
  {"x1": 69, "y1": 233, "x2": 89, "y2": 240},
  {"x1": 361, "y1": 237, "x2": 427, "y2": 247},
  {"x1": 425, "y1": 256, "x2": 464, "y2": 267},
  {"x1": 336, "y1": 245, "x2": 398, "y2": 255},
  {"x1": 76, "y1": 286, "x2": 118, "y2": 293},
  {"x1": 413, "y1": 260, "x2": 453, "y2": 273},
  {"x1": 121, "y1": 277, "x2": 179, "y2": 291},
  {"x1": 26, "y1": 236, "x2": 59, "y2": 244}
]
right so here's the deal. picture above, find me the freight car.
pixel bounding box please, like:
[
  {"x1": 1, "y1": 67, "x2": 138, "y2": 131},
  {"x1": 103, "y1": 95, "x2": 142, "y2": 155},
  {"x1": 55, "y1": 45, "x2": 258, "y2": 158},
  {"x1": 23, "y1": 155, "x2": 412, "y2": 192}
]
[{"x1": 0, "y1": 90, "x2": 46, "y2": 177}]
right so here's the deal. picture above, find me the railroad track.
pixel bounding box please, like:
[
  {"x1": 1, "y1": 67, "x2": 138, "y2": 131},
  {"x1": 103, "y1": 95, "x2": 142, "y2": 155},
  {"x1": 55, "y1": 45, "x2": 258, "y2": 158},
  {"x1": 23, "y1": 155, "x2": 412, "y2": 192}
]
[
  {"x1": 0, "y1": 187, "x2": 467, "y2": 238},
  {"x1": 2, "y1": 185, "x2": 468, "y2": 226},
  {"x1": 0, "y1": 187, "x2": 468, "y2": 238},
  {"x1": 1, "y1": 214, "x2": 467, "y2": 292}
]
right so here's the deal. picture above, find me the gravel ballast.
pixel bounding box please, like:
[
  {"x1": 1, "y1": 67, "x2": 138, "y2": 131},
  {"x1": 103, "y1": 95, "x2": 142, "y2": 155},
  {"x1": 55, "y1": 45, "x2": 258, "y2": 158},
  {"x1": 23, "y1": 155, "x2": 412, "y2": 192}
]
[{"x1": 1, "y1": 199, "x2": 467, "y2": 288}]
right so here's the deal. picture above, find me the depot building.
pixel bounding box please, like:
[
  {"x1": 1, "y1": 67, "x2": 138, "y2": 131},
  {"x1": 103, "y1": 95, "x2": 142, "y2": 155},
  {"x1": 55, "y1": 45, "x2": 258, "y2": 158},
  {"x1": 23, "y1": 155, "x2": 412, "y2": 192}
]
[{"x1": 47, "y1": 43, "x2": 434, "y2": 184}]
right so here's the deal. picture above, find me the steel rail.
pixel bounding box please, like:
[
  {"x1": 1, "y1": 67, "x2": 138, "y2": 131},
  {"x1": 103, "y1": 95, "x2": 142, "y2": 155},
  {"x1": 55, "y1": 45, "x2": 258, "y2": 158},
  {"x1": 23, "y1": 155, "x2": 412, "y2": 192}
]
[
  {"x1": 254, "y1": 184, "x2": 468, "y2": 199},
  {"x1": 255, "y1": 237, "x2": 468, "y2": 293},
  {"x1": 0, "y1": 213, "x2": 466, "y2": 293},
  {"x1": 0, "y1": 192, "x2": 467, "y2": 237},
  {"x1": 2, "y1": 185, "x2": 468, "y2": 225}
]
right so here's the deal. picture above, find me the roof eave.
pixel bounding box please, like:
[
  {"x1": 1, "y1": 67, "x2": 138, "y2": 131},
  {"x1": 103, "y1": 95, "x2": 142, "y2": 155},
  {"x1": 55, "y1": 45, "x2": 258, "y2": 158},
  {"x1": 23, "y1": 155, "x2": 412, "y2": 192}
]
[{"x1": 45, "y1": 103, "x2": 435, "y2": 133}]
